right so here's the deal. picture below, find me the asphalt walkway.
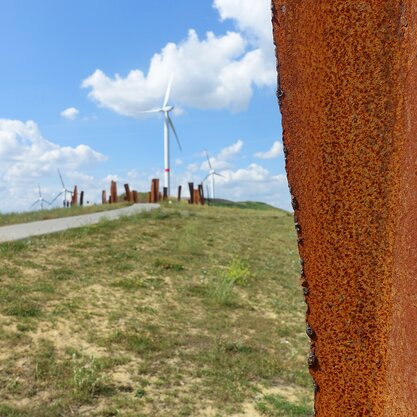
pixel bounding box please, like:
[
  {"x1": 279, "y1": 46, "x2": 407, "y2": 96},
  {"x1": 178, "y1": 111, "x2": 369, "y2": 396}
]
[{"x1": 0, "y1": 203, "x2": 160, "y2": 243}]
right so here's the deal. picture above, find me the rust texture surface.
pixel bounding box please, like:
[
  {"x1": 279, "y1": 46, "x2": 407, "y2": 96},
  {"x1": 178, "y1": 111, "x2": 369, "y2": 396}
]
[{"x1": 272, "y1": 1, "x2": 417, "y2": 416}]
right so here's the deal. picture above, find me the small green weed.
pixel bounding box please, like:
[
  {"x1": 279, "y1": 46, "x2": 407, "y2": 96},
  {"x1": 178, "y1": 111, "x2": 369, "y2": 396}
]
[
  {"x1": 71, "y1": 353, "x2": 109, "y2": 399},
  {"x1": 224, "y1": 257, "x2": 251, "y2": 286}
]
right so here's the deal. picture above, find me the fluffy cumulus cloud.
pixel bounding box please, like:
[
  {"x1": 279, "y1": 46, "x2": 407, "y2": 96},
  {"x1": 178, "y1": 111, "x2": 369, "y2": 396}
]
[
  {"x1": 82, "y1": 0, "x2": 275, "y2": 115},
  {"x1": 182, "y1": 160, "x2": 290, "y2": 210},
  {"x1": 254, "y1": 141, "x2": 283, "y2": 159},
  {"x1": 175, "y1": 140, "x2": 290, "y2": 210},
  {"x1": 60, "y1": 107, "x2": 79, "y2": 120},
  {"x1": 214, "y1": 0, "x2": 273, "y2": 46},
  {"x1": 0, "y1": 119, "x2": 107, "y2": 211},
  {"x1": 202, "y1": 163, "x2": 290, "y2": 209},
  {"x1": 201, "y1": 139, "x2": 243, "y2": 171}
]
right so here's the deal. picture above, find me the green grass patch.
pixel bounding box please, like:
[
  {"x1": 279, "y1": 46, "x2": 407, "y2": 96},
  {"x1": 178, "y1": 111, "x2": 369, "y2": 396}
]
[{"x1": 256, "y1": 394, "x2": 313, "y2": 416}]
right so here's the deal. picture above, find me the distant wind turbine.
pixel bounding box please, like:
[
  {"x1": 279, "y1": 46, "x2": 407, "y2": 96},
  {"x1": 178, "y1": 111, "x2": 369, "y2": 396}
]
[
  {"x1": 51, "y1": 169, "x2": 73, "y2": 207},
  {"x1": 30, "y1": 184, "x2": 51, "y2": 210},
  {"x1": 203, "y1": 150, "x2": 224, "y2": 199},
  {"x1": 140, "y1": 75, "x2": 182, "y2": 196}
]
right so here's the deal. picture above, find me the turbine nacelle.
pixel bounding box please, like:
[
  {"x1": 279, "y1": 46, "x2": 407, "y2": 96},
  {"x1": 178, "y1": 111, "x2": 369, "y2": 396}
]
[{"x1": 162, "y1": 105, "x2": 174, "y2": 113}]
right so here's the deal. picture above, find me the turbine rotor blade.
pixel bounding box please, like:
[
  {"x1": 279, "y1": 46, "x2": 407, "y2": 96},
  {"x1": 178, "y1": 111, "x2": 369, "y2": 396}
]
[
  {"x1": 214, "y1": 172, "x2": 225, "y2": 178},
  {"x1": 58, "y1": 169, "x2": 65, "y2": 188},
  {"x1": 203, "y1": 174, "x2": 210, "y2": 182},
  {"x1": 30, "y1": 201, "x2": 39, "y2": 209},
  {"x1": 139, "y1": 108, "x2": 163, "y2": 114},
  {"x1": 167, "y1": 115, "x2": 182, "y2": 151},
  {"x1": 163, "y1": 74, "x2": 174, "y2": 108},
  {"x1": 205, "y1": 149, "x2": 213, "y2": 170},
  {"x1": 50, "y1": 191, "x2": 63, "y2": 204}
]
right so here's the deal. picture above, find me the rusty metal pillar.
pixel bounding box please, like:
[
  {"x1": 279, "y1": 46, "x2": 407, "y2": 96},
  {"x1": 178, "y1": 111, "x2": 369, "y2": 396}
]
[
  {"x1": 151, "y1": 178, "x2": 160, "y2": 203},
  {"x1": 198, "y1": 184, "x2": 205, "y2": 206},
  {"x1": 132, "y1": 191, "x2": 138, "y2": 203},
  {"x1": 72, "y1": 186, "x2": 78, "y2": 206},
  {"x1": 124, "y1": 183, "x2": 131, "y2": 202},
  {"x1": 272, "y1": 1, "x2": 417, "y2": 416},
  {"x1": 110, "y1": 181, "x2": 118, "y2": 204},
  {"x1": 188, "y1": 182, "x2": 194, "y2": 204},
  {"x1": 102, "y1": 190, "x2": 107, "y2": 205}
]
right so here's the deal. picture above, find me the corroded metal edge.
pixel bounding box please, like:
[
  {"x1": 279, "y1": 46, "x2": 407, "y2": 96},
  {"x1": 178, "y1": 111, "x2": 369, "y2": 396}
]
[{"x1": 271, "y1": 1, "x2": 417, "y2": 415}]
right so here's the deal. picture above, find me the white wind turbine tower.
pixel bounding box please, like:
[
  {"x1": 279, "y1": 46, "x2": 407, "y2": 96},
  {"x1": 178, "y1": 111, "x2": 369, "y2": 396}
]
[
  {"x1": 140, "y1": 75, "x2": 182, "y2": 196},
  {"x1": 203, "y1": 150, "x2": 224, "y2": 199},
  {"x1": 30, "y1": 184, "x2": 51, "y2": 210},
  {"x1": 50, "y1": 169, "x2": 73, "y2": 207}
]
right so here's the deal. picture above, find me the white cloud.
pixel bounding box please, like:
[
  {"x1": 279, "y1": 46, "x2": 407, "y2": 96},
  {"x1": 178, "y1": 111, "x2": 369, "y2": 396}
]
[
  {"x1": 213, "y1": 164, "x2": 290, "y2": 209},
  {"x1": 187, "y1": 162, "x2": 200, "y2": 173},
  {"x1": 201, "y1": 140, "x2": 243, "y2": 171},
  {"x1": 214, "y1": 0, "x2": 273, "y2": 45},
  {"x1": 174, "y1": 159, "x2": 290, "y2": 209},
  {"x1": 0, "y1": 119, "x2": 107, "y2": 212},
  {"x1": 218, "y1": 139, "x2": 243, "y2": 159},
  {"x1": 82, "y1": 0, "x2": 275, "y2": 115},
  {"x1": 254, "y1": 141, "x2": 283, "y2": 159},
  {"x1": 175, "y1": 158, "x2": 183, "y2": 166},
  {"x1": 218, "y1": 163, "x2": 277, "y2": 182},
  {"x1": 60, "y1": 107, "x2": 79, "y2": 120}
]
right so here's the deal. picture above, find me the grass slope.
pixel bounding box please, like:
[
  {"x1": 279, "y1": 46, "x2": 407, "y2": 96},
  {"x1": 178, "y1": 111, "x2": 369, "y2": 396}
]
[
  {"x1": 206, "y1": 199, "x2": 285, "y2": 212},
  {"x1": 0, "y1": 203, "x2": 312, "y2": 416}
]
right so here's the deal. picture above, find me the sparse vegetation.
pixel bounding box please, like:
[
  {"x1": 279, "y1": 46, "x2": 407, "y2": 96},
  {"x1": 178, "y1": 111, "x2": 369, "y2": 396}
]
[{"x1": 0, "y1": 203, "x2": 312, "y2": 416}]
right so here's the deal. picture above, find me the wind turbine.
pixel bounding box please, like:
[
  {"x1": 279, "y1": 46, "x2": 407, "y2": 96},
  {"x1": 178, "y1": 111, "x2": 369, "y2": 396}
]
[
  {"x1": 51, "y1": 169, "x2": 73, "y2": 207},
  {"x1": 30, "y1": 184, "x2": 51, "y2": 210},
  {"x1": 203, "y1": 150, "x2": 224, "y2": 199},
  {"x1": 140, "y1": 75, "x2": 182, "y2": 196}
]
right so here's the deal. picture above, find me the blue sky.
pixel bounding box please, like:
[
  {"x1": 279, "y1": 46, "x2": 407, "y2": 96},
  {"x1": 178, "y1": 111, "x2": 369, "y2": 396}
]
[{"x1": 0, "y1": 0, "x2": 289, "y2": 212}]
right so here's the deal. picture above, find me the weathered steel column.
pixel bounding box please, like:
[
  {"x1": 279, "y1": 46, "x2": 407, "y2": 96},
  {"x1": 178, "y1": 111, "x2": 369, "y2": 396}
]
[{"x1": 272, "y1": 1, "x2": 417, "y2": 416}]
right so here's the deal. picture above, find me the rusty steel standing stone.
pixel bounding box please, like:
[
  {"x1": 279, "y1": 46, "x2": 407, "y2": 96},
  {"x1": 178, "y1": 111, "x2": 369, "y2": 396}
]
[
  {"x1": 72, "y1": 186, "x2": 78, "y2": 206},
  {"x1": 110, "y1": 180, "x2": 118, "y2": 204},
  {"x1": 124, "y1": 183, "x2": 131, "y2": 202},
  {"x1": 272, "y1": 1, "x2": 417, "y2": 416}
]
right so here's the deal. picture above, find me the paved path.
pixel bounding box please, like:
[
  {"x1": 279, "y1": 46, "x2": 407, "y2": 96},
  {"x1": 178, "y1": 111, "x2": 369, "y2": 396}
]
[{"x1": 0, "y1": 204, "x2": 160, "y2": 243}]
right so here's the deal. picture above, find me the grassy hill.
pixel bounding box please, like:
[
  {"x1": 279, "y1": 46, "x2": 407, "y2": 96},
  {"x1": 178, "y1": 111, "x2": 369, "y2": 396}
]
[
  {"x1": 205, "y1": 199, "x2": 286, "y2": 212},
  {"x1": 0, "y1": 203, "x2": 312, "y2": 417}
]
